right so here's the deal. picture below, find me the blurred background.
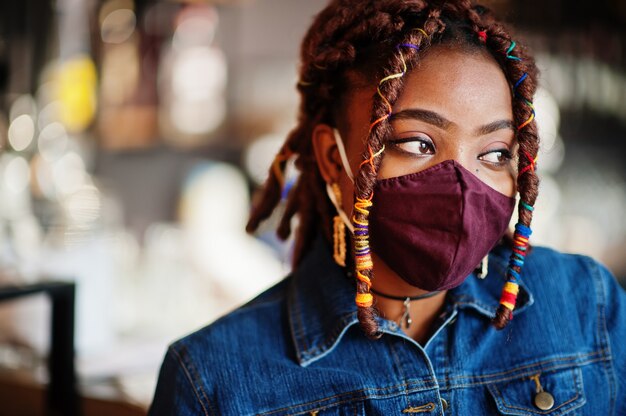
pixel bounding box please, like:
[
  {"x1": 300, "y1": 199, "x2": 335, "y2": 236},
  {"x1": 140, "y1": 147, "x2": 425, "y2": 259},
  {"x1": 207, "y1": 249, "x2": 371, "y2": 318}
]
[{"x1": 0, "y1": 0, "x2": 624, "y2": 414}]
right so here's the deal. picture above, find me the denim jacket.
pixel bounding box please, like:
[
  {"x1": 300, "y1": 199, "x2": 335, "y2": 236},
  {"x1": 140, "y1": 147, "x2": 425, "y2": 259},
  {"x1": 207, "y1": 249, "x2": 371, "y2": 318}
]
[{"x1": 149, "y1": 236, "x2": 626, "y2": 415}]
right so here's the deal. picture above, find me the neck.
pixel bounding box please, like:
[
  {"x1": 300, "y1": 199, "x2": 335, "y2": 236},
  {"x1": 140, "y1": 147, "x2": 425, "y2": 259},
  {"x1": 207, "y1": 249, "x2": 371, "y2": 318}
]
[{"x1": 369, "y1": 253, "x2": 448, "y2": 343}]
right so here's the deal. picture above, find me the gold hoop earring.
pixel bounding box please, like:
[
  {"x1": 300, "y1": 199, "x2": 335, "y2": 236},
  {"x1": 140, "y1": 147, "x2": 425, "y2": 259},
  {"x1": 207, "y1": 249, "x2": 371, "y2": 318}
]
[{"x1": 331, "y1": 183, "x2": 347, "y2": 267}]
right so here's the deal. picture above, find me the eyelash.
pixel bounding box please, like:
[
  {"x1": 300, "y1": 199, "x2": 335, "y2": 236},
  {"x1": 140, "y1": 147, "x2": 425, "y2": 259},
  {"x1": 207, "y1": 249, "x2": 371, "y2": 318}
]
[
  {"x1": 478, "y1": 148, "x2": 513, "y2": 166},
  {"x1": 390, "y1": 137, "x2": 514, "y2": 167},
  {"x1": 389, "y1": 136, "x2": 435, "y2": 157}
]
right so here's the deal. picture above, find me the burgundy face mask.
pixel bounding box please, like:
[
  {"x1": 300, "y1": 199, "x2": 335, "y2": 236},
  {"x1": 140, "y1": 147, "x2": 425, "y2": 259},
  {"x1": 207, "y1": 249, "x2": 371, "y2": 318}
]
[{"x1": 369, "y1": 160, "x2": 516, "y2": 291}]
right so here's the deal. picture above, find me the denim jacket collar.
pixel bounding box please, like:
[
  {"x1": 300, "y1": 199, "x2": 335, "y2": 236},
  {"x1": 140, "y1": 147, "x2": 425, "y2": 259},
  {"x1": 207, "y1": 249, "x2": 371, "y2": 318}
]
[{"x1": 287, "y1": 236, "x2": 534, "y2": 367}]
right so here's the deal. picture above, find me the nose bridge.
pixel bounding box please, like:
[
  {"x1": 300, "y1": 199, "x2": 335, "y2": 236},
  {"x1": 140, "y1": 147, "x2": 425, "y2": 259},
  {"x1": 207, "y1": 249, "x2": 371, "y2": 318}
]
[{"x1": 441, "y1": 137, "x2": 473, "y2": 172}]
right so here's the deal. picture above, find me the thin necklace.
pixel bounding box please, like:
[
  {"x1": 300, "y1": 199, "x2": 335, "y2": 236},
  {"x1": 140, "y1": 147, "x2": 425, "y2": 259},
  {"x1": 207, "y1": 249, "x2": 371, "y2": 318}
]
[{"x1": 370, "y1": 287, "x2": 442, "y2": 329}]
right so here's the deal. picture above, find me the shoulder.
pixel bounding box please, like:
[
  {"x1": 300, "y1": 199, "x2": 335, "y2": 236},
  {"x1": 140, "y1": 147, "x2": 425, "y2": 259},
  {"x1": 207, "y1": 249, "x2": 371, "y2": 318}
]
[
  {"x1": 174, "y1": 276, "x2": 293, "y2": 366},
  {"x1": 149, "y1": 277, "x2": 296, "y2": 416},
  {"x1": 523, "y1": 244, "x2": 599, "y2": 277},
  {"x1": 502, "y1": 245, "x2": 626, "y2": 349},
  {"x1": 521, "y1": 245, "x2": 617, "y2": 303}
]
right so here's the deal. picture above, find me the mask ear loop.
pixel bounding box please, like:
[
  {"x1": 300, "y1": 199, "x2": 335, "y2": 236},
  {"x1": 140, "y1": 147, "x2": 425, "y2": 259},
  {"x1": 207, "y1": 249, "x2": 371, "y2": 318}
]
[
  {"x1": 325, "y1": 129, "x2": 355, "y2": 233},
  {"x1": 325, "y1": 182, "x2": 354, "y2": 233},
  {"x1": 332, "y1": 129, "x2": 354, "y2": 182}
]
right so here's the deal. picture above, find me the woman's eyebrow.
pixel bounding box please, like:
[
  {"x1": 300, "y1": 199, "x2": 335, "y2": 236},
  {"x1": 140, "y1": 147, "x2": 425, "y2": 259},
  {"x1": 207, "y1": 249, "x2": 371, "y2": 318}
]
[
  {"x1": 475, "y1": 119, "x2": 514, "y2": 136},
  {"x1": 391, "y1": 108, "x2": 514, "y2": 137},
  {"x1": 390, "y1": 108, "x2": 453, "y2": 129}
]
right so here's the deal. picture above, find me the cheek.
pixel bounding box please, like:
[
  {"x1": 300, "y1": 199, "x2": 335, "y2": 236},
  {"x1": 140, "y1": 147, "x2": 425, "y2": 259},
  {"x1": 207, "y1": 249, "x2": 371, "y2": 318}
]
[{"x1": 475, "y1": 168, "x2": 517, "y2": 198}]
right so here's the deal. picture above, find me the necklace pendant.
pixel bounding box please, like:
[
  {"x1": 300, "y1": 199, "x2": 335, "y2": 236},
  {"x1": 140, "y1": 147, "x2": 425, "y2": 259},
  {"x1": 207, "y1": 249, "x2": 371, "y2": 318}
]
[{"x1": 402, "y1": 297, "x2": 412, "y2": 328}]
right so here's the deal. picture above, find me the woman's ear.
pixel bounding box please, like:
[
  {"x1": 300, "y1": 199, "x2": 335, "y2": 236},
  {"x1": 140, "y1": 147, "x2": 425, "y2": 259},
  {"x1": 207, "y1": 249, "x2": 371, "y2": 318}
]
[{"x1": 312, "y1": 124, "x2": 343, "y2": 184}]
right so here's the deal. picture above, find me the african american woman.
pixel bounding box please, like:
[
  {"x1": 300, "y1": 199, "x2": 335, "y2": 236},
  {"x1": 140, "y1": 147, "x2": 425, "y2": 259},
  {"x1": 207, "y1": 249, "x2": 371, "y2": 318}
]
[{"x1": 149, "y1": 1, "x2": 626, "y2": 414}]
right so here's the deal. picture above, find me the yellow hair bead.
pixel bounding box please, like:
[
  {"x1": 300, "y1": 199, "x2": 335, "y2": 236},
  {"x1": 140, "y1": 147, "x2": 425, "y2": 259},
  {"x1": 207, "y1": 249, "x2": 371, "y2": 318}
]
[
  {"x1": 354, "y1": 198, "x2": 373, "y2": 215},
  {"x1": 356, "y1": 271, "x2": 372, "y2": 288},
  {"x1": 501, "y1": 301, "x2": 516, "y2": 311},
  {"x1": 355, "y1": 293, "x2": 374, "y2": 307},
  {"x1": 504, "y1": 282, "x2": 520, "y2": 295},
  {"x1": 415, "y1": 28, "x2": 428, "y2": 38},
  {"x1": 356, "y1": 258, "x2": 373, "y2": 271}
]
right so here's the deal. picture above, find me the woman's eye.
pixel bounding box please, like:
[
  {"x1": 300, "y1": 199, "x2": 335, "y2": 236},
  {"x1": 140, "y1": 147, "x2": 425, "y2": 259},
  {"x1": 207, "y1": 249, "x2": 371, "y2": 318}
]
[
  {"x1": 391, "y1": 137, "x2": 435, "y2": 156},
  {"x1": 478, "y1": 149, "x2": 512, "y2": 165}
]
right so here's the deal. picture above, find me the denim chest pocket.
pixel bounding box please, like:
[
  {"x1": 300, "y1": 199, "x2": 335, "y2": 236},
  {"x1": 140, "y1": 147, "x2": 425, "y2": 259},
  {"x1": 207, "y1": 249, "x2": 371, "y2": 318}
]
[{"x1": 487, "y1": 367, "x2": 586, "y2": 415}]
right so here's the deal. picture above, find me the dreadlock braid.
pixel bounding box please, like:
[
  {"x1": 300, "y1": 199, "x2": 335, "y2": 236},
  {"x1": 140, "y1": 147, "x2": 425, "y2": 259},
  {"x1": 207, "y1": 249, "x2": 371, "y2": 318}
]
[
  {"x1": 460, "y1": 6, "x2": 540, "y2": 328},
  {"x1": 351, "y1": 14, "x2": 444, "y2": 339},
  {"x1": 246, "y1": 0, "x2": 540, "y2": 337}
]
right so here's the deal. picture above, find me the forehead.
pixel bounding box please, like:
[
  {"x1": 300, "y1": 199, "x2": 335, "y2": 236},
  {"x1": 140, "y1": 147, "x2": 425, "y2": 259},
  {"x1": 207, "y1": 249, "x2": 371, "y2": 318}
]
[
  {"x1": 394, "y1": 46, "x2": 512, "y2": 120},
  {"x1": 341, "y1": 46, "x2": 513, "y2": 137}
]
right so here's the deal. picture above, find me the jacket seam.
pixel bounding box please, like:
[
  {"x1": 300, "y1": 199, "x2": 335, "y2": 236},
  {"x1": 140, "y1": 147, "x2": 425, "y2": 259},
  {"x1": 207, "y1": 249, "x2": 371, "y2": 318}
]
[
  {"x1": 257, "y1": 397, "x2": 363, "y2": 416},
  {"x1": 588, "y1": 256, "x2": 617, "y2": 414},
  {"x1": 445, "y1": 355, "x2": 608, "y2": 388},
  {"x1": 442, "y1": 350, "x2": 607, "y2": 382},
  {"x1": 256, "y1": 382, "x2": 438, "y2": 416},
  {"x1": 171, "y1": 344, "x2": 214, "y2": 416},
  {"x1": 287, "y1": 277, "x2": 309, "y2": 363}
]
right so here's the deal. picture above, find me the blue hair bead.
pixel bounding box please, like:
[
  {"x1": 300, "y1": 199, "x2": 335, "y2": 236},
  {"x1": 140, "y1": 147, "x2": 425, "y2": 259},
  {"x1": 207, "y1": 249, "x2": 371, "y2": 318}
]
[
  {"x1": 511, "y1": 258, "x2": 524, "y2": 267},
  {"x1": 507, "y1": 268, "x2": 521, "y2": 280},
  {"x1": 514, "y1": 73, "x2": 528, "y2": 89},
  {"x1": 515, "y1": 223, "x2": 532, "y2": 237}
]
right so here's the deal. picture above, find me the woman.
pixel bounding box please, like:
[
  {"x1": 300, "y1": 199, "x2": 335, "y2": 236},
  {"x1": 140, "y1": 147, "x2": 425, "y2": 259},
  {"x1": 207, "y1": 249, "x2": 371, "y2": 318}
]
[{"x1": 149, "y1": 0, "x2": 626, "y2": 414}]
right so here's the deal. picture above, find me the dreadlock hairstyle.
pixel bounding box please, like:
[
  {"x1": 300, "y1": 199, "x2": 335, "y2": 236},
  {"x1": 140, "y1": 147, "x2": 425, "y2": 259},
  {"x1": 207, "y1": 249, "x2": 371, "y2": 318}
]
[{"x1": 246, "y1": 0, "x2": 540, "y2": 339}]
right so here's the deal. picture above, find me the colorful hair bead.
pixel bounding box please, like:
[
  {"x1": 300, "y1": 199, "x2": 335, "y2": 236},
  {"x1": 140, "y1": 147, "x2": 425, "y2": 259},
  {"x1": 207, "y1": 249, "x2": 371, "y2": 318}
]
[
  {"x1": 519, "y1": 149, "x2": 538, "y2": 177},
  {"x1": 512, "y1": 73, "x2": 535, "y2": 130},
  {"x1": 369, "y1": 42, "x2": 420, "y2": 131},
  {"x1": 497, "y1": 222, "x2": 533, "y2": 314},
  {"x1": 351, "y1": 40, "x2": 424, "y2": 311},
  {"x1": 353, "y1": 196, "x2": 374, "y2": 298},
  {"x1": 477, "y1": 30, "x2": 487, "y2": 43},
  {"x1": 520, "y1": 200, "x2": 534, "y2": 212},
  {"x1": 506, "y1": 41, "x2": 521, "y2": 61},
  {"x1": 506, "y1": 41, "x2": 535, "y2": 133},
  {"x1": 355, "y1": 293, "x2": 374, "y2": 308},
  {"x1": 499, "y1": 282, "x2": 520, "y2": 311}
]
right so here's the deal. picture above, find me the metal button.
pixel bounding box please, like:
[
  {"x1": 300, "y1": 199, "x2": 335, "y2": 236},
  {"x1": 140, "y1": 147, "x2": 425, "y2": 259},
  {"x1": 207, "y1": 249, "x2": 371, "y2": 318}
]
[
  {"x1": 534, "y1": 391, "x2": 555, "y2": 410},
  {"x1": 441, "y1": 398, "x2": 448, "y2": 411}
]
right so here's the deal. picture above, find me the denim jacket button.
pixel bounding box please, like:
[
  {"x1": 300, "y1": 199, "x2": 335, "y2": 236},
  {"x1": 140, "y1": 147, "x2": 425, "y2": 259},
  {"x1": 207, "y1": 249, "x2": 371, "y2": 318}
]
[
  {"x1": 441, "y1": 398, "x2": 448, "y2": 411},
  {"x1": 534, "y1": 391, "x2": 555, "y2": 410}
]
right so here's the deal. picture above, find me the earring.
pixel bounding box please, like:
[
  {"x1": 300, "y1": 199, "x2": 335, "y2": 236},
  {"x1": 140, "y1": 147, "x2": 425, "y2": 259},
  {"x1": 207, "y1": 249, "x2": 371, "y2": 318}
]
[
  {"x1": 331, "y1": 183, "x2": 346, "y2": 267},
  {"x1": 475, "y1": 254, "x2": 489, "y2": 279}
]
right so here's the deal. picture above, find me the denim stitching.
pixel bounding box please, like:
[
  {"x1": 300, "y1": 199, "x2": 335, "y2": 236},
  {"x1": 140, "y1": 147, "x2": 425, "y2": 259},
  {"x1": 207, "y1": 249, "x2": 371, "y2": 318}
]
[
  {"x1": 589, "y1": 256, "x2": 617, "y2": 414},
  {"x1": 262, "y1": 399, "x2": 364, "y2": 416},
  {"x1": 170, "y1": 345, "x2": 212, "y2": 416},
  {"x1": 287, "y1": 277, "x2": 308, "y2": 362},
  {"x1": 446, "y1": 356, "x2": 607, "y2": 389},
  {"x1": 388, "y1": 337, "x2": 410, "y2": 406},
  {"x1": 257, "y1": 383, "x2": 438, "y2": 415},
  {"x1": 443, "y1": 350, "x2": 605, "y2": 381},
  {"x1": 300, "y1": 314, "x2": 353, "y2": 356}
]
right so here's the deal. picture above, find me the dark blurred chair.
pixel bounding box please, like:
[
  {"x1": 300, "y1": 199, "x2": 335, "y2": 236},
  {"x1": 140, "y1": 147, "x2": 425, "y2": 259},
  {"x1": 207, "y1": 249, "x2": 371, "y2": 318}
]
[{"x1": 0, "y1": 281, "x2": 79, "y2": 416}]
